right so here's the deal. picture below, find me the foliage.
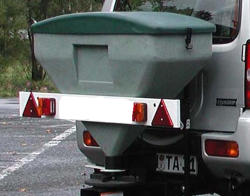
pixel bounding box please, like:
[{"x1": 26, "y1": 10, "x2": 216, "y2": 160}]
[
  {"x1": 193, "y1": 10, "x2": 213, "y2": 21},
  {"x1": 0, "y1": 0, "x2": 102, "y2": 97},
  {"x1": 25, "y1": 0, "x2": 103, "y2": 81},
  {"x1": 0, "y1": 0, "x2": 28, "y2": 68},
  {"x1": 0, "y1": 61, "x2": 58, "y2": 97},
  {"x1": 25, "y1": 0, "x2": 103, "y2": 21},
  {"x1": 129, "y1": 0, "x2": 194, "y2": 15}
]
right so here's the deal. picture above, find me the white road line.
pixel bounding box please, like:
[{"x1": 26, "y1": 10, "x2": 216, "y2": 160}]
[
  {"x1": 0, "y1": 152, "x2": 30, "y2": 155},
  {"x1": 1, "y1": 135, "x2": 48, "y2": 138},
  {"x1": 0, "y1": 126, "x2": 76, "y2": 181}
]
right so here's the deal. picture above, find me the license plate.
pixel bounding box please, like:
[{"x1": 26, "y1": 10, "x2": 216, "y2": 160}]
[{"x1": 156, "y1": 153, "x2": 198, "y2": 175}]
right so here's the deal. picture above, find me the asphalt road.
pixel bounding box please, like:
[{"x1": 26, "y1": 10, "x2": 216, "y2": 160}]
[{"x1": 0, "y1": 98, "x2": 91, "y2": 196}]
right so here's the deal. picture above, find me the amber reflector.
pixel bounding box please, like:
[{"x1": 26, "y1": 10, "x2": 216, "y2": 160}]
[
  {"x1": 132, "y1": 103, "x2": 147, "y2": 122},
  {"x1": 83, "y1": 131, "x2": 99, "y2": 147}
]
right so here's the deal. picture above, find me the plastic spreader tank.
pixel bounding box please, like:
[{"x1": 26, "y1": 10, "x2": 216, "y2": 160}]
[{"x1": 31, "y1": 12, "x2": 215, "y2": 99}]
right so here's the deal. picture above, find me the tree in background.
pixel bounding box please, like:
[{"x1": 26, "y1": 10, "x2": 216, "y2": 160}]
[
  {"x1": 25, "y1": 0, "x2": 103, "y2": 81},
  {"x1": 0, "y1": 0, "x2": 103, "y2": 83},
  {"x1": 0, "y1": 0, "x2": 28, "y2": 70}
]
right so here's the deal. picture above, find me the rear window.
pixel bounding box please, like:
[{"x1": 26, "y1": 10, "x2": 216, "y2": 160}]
[{"x1": 115, "y1": 0, "x2": 240, "y2": 44}]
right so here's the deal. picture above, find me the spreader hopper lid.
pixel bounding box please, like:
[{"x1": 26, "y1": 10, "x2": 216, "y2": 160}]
[{"x1": 31, "y1": 12, "x2": 215, "y2": 35}]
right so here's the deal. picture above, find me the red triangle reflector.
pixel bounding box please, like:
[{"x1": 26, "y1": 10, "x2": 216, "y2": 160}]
[
  {"x1": 152, "y1": 100, "x2": 173, "y2": 127},
  {"x1": 23, "y1": 93, "x2": 41, "y2": 118}
]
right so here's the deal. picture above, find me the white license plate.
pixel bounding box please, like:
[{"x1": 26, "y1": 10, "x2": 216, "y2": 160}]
[{"x1": 157, "y1": 153, "x2": 198, "y2": 175}]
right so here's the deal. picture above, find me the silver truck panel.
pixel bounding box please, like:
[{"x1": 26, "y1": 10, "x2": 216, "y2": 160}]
[
  {"x1": 191, "y1": 0, "x2": 248, "y2": 132},
  {"x1": 202, "y1": 110, "x2": 250, "y2": 180}
]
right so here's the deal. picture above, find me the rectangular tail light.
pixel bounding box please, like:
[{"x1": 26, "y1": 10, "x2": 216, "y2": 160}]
[
  {"x1": 38, "y1": 98, "x2": 56, "y2": 116},
  {"x1": 132, "y1": 103, "x2": 147, "y2": 122},
  {"x1": 205, "y1": 139, "x2": 239, "y2": 158}
]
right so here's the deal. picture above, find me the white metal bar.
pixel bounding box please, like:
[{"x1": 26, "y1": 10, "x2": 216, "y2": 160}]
[{"x1": 19, "y1": 92, "x2": 181, "y2": 128}]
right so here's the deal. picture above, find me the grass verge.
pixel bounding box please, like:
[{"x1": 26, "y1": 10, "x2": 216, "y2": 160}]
[{"x1": 0, "y1": 63, "x2": 58, "y2": 98}]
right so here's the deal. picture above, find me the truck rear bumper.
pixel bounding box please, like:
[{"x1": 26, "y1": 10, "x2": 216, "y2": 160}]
[{"x1": 202, "y1": 110, "x2": 250, "y2": 180}]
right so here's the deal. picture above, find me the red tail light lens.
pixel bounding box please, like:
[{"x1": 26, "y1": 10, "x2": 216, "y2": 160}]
[
  {"x1": 83, "y1": 131, "x2": 99, "y2": 147},
  {"x1": 245, "y1": 40, "x2": 250, "y2": 108},
  {"x1": 205, "y1": 140, "x2": 239, "y2": 158}
]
